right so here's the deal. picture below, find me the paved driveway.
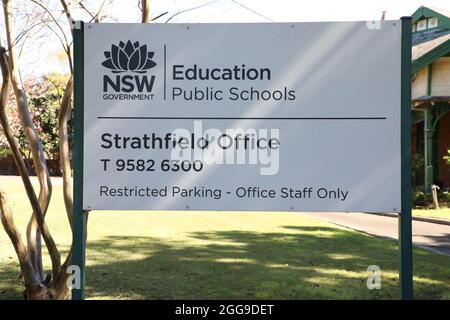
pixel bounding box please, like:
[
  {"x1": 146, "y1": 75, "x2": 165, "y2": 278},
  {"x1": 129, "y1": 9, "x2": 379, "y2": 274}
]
[{"x1": 299, "y1": 212, "x2": 450, "y2": 256}]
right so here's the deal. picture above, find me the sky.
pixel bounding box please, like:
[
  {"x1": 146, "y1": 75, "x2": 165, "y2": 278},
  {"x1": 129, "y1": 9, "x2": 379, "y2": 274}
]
[
  {"x1": 146, "y1": 0, "x2": 450, "y2": 23},
  {"x1": 2, "y1": 0, "x2": 450, "y2": 76}
]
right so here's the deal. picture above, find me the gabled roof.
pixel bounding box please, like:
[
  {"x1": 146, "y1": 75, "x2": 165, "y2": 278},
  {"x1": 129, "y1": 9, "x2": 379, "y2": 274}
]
[
  {"x1": 411, "y1": 6, "x2": 450, "y2": 45},
  {"x1": 411, "y1": 6, "x2": 450, "y2": 73},
  {"x1": 412, "y1": 34, "x2": 450, "y2": 73},
  {"x1": 413, "y1": 33, "x2": 450, "y2": 61},
  {"x1": 412, "y1": 6, "x2": 450, "y2": 24}
]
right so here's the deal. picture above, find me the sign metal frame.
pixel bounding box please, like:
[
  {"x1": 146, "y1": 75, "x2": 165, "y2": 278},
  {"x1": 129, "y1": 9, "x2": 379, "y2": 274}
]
[{"x1": 71, "y1": 18, "x2": 413, "y2": 300}]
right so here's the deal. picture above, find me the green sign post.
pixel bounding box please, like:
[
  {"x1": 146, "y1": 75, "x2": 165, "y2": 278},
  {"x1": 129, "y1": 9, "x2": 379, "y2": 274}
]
[
  {"x1": 72, "y1": 21, "x2": 87, "y2": 300},
  {"x1": 399, "y1": 16, "x2": 413, "y2": 300},
  {"x1": 71, "y1": 18, "x2": 413, "y2": 300}
]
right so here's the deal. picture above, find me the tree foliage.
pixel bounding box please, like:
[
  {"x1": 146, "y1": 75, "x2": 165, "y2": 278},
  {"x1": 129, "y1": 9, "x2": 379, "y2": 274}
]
[
  {"x1": 444, "y1": 150, "x2": 450, "y2": 167},
  {"x1": 8, "y1": 74, "x2": 72, "y2": 160}
]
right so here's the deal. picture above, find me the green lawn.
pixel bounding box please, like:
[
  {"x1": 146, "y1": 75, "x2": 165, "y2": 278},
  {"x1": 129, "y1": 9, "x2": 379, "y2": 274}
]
[
  {"x1": 413, "y1": 208, "x2": 450, "y2": 221},
  {"x1": 1, "y1": 176, "x2": 450, "y2": 299}
]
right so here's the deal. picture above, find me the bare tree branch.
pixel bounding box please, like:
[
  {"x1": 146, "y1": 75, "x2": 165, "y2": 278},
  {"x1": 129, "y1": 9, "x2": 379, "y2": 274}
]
[
  {"x1": 30, "y1": 0, "x2": 72, "y2": 73},
  {"x1": 141, "y1": 0, "x2": 150, "y2": 23},
  {"x1": 58, "y1": 76, "x2": 73, "y2": 229},
  {"x1": 94, "y1": 0, "x2": 107, "y2": 23},
  {"x1": 0, "y1": 46, "x2": 40, "y2": 291},
  {"x1": 59, "y1": 0, "x2": 74, "y2": 28},
  {"x1": 1, "y1": 0, "x2": 112, "y2": 299},
  {"x1": 165, "y1": 0, "x2": 220, "y2": 23},
  {"x1": 3, "y1": 0, "x2": 61, "y2": 279},
  {"x1": 0, "y1": 190, "x2": 40, "y2": 289},
  {"x1": 76, "y1": 0, "x2": 95, "y2": 20}
]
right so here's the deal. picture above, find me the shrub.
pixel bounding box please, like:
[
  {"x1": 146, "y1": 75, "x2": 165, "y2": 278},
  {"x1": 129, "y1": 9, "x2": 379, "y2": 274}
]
[
  {"x1": 0, "y1": 146, "x2": 11, "y2": 160},
  {"x1": 411, "y1": 153, "x2": 424, "y2": 179},
  {"x1": 444, "y1": 150, "x2": 450, "y2": 166},
  {"x1": 412, "y1": 190, "x2": 427, "y2": 207},
  {"x1": 438, "y1": 192, "x2": 450, "y2": 203}
]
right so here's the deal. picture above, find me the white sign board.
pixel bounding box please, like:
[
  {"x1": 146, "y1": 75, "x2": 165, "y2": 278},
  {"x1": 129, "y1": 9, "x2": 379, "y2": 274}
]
[{"x1": 83, "y1": 22, "x2": 402, "y2": 212}]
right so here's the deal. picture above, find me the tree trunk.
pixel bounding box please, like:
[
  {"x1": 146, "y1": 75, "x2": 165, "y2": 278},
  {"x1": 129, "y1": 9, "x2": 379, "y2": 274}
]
[
  {"x1": 58, "y1": 77, "x2": 73, "y2": 229},
  {"x1": 141, "y1": 0, "x2": 150, "y2": 23}
]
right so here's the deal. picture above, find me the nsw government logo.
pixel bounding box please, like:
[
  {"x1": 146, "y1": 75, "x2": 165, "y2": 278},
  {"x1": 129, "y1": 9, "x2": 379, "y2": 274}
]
[{"x1": 102, "y1": 40, "x2": 157, "y2": 101}]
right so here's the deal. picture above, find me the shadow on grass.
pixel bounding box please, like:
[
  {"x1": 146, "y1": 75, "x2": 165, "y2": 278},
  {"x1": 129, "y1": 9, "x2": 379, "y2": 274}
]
[
  {"x1": 83, "y1": 225, "x2": 450, "y2": 299},
  {"x1": 0, "y1": 261, "x2": 24, "y2": 300},
  {"x1": 1, "y1": 225, "x2": 449, "y2": 299}
]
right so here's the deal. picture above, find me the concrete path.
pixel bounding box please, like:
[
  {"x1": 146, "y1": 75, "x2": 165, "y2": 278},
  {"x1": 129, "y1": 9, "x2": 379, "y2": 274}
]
[{"x1": 299, "y1": 212, "x2": 450, "y2": 256}]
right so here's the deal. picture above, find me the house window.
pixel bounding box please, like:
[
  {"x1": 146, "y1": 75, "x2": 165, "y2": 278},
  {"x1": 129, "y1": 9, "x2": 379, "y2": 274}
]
[
  {"x1": 417, "y1": 19, "x2": 427, "y2": 31},
  {"x1": 428, "y1": 17, "x2": 438, "y2": 28},
  {"x1": 412, "y1": 24, "x2": 416, "y2": 32}
]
